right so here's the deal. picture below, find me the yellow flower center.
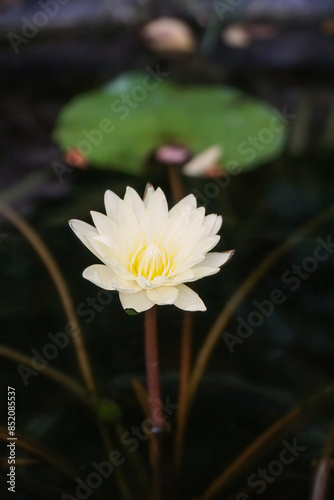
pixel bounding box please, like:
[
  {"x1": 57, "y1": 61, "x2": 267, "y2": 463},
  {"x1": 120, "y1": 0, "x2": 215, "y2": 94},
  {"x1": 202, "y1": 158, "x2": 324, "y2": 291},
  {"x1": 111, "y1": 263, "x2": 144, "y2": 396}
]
[{"x1": 129, "y1": 243, "x2": 172, "y2": 281}]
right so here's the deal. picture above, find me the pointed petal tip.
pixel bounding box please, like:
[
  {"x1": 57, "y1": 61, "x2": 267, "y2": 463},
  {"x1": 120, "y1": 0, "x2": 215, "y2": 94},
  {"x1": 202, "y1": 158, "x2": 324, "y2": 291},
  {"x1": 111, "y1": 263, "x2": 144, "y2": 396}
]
[
  {"x1": 68, "y1": 219, "x2": 80, "y2": 231},
  {"x1": 69, "y1": 220, "x2": 79, "y2": 233},
  {"x1": 143, "y1": 182, "x2": 154, "y2": 199},
  {"x1": 186, "y1": 303, "x2": 207, "y2": 312},
  {"x1": 82, "y1": 268, "x2": 90, "y2": 281},
  {"x1": 225, "y1": 249, "x2": 235, "y2": 263},
  {"x1": 68, "y1": 220, "x2": 76, "y2": 233},
  {"x1": 104, "y1": 188, "x2": 115, "y2": 205},
  {"x1": 104, "y1": 189, "x2": 112, "y2": 202}
]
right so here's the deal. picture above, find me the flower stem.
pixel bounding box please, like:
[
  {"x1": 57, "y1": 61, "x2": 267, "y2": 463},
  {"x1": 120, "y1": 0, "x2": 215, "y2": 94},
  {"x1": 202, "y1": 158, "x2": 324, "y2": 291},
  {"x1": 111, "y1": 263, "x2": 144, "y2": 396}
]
[
  {"x1": 145, "y1": 306, "x2": 164, "y2": 430},
  {"x1": 188, "y1": 201, "x2": 334, "y2": 418},
  {"x1": 0, "y1": 201, "x2": 95, "y2": 395},
  {"x1": 131, "y1": 378, "x2": 150, "y2": 418},
  {"x1": 200, "y1": 407, "x2": 300, "y2": 500},
  {"x1": 144, "y1": 306, "x2": 165, "y2": 499},
  {"x1": 200, "y1": 379, "x2": 334, "y2": 500},
  {"x1": 167, "y1": 164, "x2": 184, "y2": 204},
  {"x1": 0, "y1": 201, "x2": 133, "y2": 500},
  {"x1": 0, "y1": 427, "x2": 108, "y2": 500}
]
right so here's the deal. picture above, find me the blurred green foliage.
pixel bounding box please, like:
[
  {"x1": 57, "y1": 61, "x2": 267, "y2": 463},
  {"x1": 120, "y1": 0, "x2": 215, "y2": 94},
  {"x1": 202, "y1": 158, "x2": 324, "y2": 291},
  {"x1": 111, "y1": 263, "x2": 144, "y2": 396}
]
[{"x1": 54, "y1": 72, "x2": 287, "y2": 174}]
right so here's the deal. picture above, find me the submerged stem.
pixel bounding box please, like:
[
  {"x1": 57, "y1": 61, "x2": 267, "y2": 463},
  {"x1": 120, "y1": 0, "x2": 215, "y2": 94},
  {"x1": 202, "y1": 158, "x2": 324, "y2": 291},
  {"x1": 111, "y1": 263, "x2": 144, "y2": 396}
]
[
  {"x1": 200, "y1": 377, "x2": 334, "y2": 500},
  {"x1": 0, "y1": 202, "x2": 133, "y2": 500},
  {"x1": 0, "y1": 345, "x2": 88, "y2": 404},
  {"x1": 0, "y1": 427, "x2": 108, "y2": 500},
  {"x1": 188, "y1": 202, "x2": 334, "y2": 421},
  {"x1": 0, "y1": 201, "x2": 95, "y2": 395},
  {"x1": 131, "y1": 377, "x2": 150, "y2": 418},
  {"x1": 170, "y1": 202, "x2": 334, "y2": 497},
  {"x1": 175, "y1": 312, "x2": 193, "y2": 469},
  {"x1": 201, "y1": 407, "x2": 300, "y2": 500}
]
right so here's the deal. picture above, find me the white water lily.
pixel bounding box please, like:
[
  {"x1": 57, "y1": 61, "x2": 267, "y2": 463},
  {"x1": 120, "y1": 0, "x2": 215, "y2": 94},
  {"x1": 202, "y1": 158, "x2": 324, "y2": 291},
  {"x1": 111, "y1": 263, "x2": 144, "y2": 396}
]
[{"x1": 69, "y1": 186, "x2": 233, "y2": 313}]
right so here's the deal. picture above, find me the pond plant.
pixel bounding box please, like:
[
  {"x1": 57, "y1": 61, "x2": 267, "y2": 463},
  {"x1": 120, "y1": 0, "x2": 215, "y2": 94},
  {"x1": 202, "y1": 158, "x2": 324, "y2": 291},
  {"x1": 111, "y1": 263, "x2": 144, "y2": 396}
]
[{"x1": 69, "y1": 184, "x2": 233, "y2": 499}]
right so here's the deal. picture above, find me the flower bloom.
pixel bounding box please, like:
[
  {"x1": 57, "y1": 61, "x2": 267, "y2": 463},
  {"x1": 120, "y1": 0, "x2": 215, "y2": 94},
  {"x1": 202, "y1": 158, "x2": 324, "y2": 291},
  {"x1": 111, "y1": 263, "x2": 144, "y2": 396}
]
[{"x1": 69, "y1": 186, "x2": 233, "y2": 313}]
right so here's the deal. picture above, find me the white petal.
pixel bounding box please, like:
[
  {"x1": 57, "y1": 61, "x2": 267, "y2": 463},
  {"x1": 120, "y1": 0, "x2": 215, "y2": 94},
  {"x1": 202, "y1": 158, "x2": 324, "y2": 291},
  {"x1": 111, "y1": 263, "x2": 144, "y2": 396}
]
[
  {"x1": 195, "y1": 251, "x2": 234, "y2": 269},
  {"x1": 190, "y1": 251, "x2": 234, "y2": 280},
  {"x1": 143, "y1": 185, "x2": 155, "y2": 207},
  {"x1": 83, "y1": 265, "x2": 139, "y2": 292},
  {"x1": 188, "y1": 207, "x2": 206, "y2": 229},
  {"x1": 174, "y1": 284, "x2": 206, "y2": 311},
  {"x1": 172, "y1": 255, "x2": 206, "y2": 275},
  {"x1": 208, "y1": 215, "x2": 223, "y2": 236},
  {"x1": 191, "y1": 267, "x2": 221, "y2": 280},
  {"x1": 119, "y1": 290, "x2": 154, "y2": 312},
  {"x1": 69, "y1": 219, "x2": 102, "y2": 260},
  {"x1": 93, "y1": 234, "x2": 123, "y2": 262},
  {"x1": 134, "y1": 275, "x2": 169, "y2": 289},
  {"x1": 163, "y1": 207, "x2": 205, "y2": 251},
  {"x1": 147, "y1": 286, "x2": 178, "y2": 305},
  {"x1": 144, "y1": 187, "x2": 168, "y2": 241},
  {"x1": 124, "y1": 186, "x2": 145, "y2": 221},
  {"x1": 69, "y1": 219, "x2": 96, "y2": 237},
  {"x1": 202, "y1": 214, "x2": 222, "y2": 237},
  {"x1": 192, "y1": 235, "x2": 220, "y2": 255},
  {"x1": 187, "y1": 251, "x2": 234, "y2": 281},
  {"x1": 136, "y1": 275, "x2": 152, "y2": 289},
  {"x1": 104, "y1": 258, "x2": 136, "y2": 280},
  {"x1": 151, "y1": 275, "x2": 169, "y2": 286},
  {"x1": 104, "y1": 190, "x2": 122, "y2": 223},
  {"x1": 201, "y1": 213, "x2": 216, "y2": 235},
  {"x1": 145, "y1": 187, "x2": 168, "y2": 215},
  {"x1": 118, "y1": 205, "x2": 141, "y2": 250},
  {"x1": 162, "y1": 210, "x2": 192, "y2": 248},
  {"x1": 167, "y1": 268, "x2": 195, "y2": 284},
  {"x1": 90, "y1": 211, "x2": 118, "y2": 236},
  {"x1": 172, "y1": 236, "x2": 220, "y2": 275},
  {"x1": 168, "y1": 194, "x2": 197, "y2": 217}
]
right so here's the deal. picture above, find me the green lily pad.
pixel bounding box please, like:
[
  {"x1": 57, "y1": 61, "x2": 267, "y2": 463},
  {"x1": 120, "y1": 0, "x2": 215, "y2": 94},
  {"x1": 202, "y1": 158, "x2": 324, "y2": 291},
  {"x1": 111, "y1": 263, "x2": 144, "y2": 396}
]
[{"x1": 53, "y1": 72, "x2": 287, "y2": 174}]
